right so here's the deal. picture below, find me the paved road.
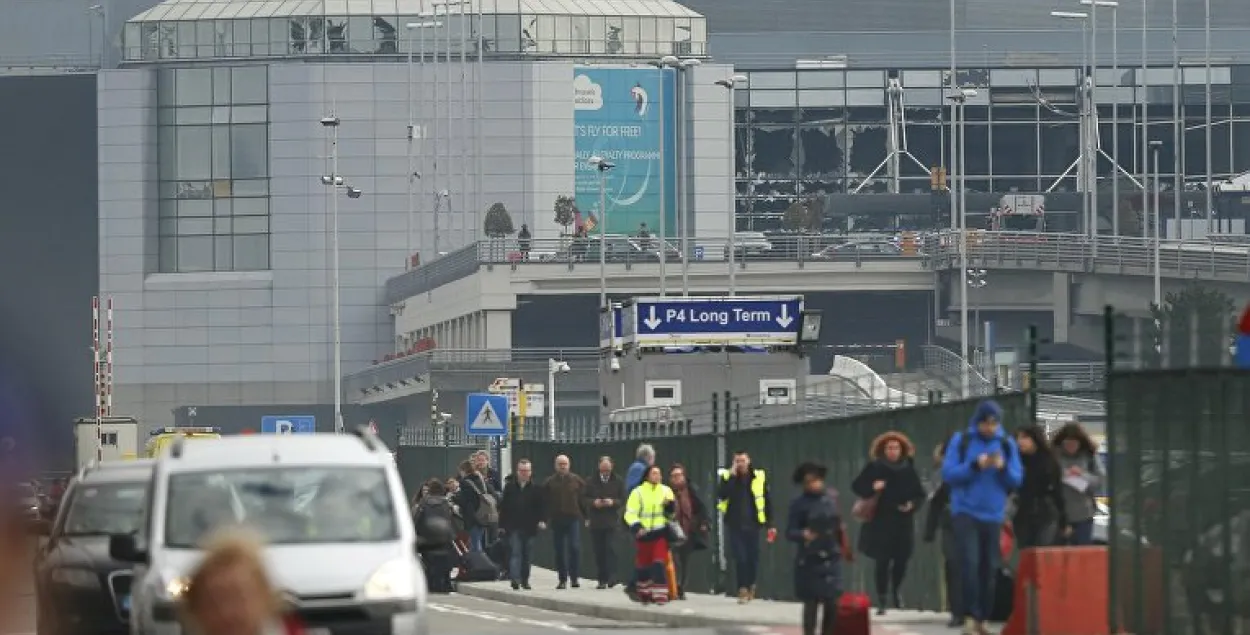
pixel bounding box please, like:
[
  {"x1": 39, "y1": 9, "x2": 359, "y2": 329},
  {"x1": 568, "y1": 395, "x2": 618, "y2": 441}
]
[
  {"x1": 9, "y1": 592, "x2": 639, "y2": 635},
  {"x1": 428, "y1": 593, "x2": 646, "y2": 632}
]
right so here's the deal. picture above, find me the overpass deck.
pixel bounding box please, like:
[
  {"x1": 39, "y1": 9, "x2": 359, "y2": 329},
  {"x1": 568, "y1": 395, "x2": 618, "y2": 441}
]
[{"x1": 387, "y1": 232, "x2": 1250, "y2": 306}]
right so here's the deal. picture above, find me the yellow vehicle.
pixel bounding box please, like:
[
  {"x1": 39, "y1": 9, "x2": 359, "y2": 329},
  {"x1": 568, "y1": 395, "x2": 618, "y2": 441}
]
[{"x1": 144, "y1": 426, "x2": 222, "y2": 457}]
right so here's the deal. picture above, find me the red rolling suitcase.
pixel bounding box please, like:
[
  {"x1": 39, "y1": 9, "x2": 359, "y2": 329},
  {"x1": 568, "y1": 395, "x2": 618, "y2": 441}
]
[{"x1": 836, "y1": 592, "x2": 872, "y2": 635}]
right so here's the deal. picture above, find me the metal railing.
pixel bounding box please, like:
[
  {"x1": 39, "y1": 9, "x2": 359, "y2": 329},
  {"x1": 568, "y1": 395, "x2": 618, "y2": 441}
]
[
  {"x1": 919, "y1": 344, "x2": 997, "y2": 397},
  {"x1": 923, "y1": 230, "x2": 1250, "y2": 282},
  {"x1": 385, "y1": 234, "x2": 925, "y2": 302},
  {"x1": 422, "y1": 347, "x2": 600, "y2": 365}
]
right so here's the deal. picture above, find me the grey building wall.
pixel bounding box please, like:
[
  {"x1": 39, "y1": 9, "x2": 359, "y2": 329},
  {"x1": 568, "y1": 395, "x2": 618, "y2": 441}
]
[
  {"x1": 100, "y1": 59, "x2": 732, "y2": 429},
  {"x1": 0, "y1": 74, "x2": 99, "y2": 467},
  {"x1": 690, "y1": 0, "x2": 1250, "y2": 39}
]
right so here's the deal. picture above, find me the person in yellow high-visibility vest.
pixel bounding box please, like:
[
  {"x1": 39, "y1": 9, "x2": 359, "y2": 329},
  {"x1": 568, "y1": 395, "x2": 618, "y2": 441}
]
[
  {"x1": 623, "y1": 464, "x2": 675, "y2": 605},
  {"x1": 716, "y1": 451, "x2": 776, "y2": 604}
]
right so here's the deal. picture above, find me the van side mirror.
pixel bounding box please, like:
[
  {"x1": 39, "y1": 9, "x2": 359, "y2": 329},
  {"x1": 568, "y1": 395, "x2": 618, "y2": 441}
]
[{"x1": 109, "y1": 533, "x2": 148, "y2": 564}]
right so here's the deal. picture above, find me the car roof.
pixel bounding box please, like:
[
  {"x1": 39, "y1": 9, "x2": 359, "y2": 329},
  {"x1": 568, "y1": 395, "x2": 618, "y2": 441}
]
[
  {"x1": 160, "y1": 434, "x2": 387, "y2": 472},
  {"x1": 80, "y1": 460, "x2": 156, "y2": 484}
]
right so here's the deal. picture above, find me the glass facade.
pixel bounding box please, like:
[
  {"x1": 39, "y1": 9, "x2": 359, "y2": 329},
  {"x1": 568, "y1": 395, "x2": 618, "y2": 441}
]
[
  {"x1": 735, "y1": 65, "x2": 1250, "y2": 230},
  {"x1": 157, "y1": 65, "x2": 270, "y2": 273},
  {"x1": 122, "y1": 0, "x2": 707, "y2": 61}
]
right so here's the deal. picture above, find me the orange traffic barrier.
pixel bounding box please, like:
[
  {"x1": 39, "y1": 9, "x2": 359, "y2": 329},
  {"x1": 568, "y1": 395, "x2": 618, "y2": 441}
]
[{"x1": 1002, "y1": 547, "x2": 1112, "y2": 635}]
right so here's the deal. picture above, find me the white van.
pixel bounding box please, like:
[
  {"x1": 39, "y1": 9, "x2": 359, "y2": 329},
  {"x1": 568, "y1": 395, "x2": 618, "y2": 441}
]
[{"x1": 110, "y1": 428, "x2": 428, "y2": 635}]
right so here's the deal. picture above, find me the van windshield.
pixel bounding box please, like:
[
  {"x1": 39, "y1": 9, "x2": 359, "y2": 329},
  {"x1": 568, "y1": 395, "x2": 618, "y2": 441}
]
[{"x1": 164, "y1": 467, "x2": 397, "y2": 548}]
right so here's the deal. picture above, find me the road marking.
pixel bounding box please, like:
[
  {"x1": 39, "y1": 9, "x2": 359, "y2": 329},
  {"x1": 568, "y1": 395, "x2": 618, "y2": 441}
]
[{"x1": 428, "y1": 602, "x2": 578, "y2": 631}]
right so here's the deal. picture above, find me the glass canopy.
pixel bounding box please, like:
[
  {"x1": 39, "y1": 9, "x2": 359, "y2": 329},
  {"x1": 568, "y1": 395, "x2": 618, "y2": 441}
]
[{"x1": 123, "y1": 0, "x2": 707, "y2": 61}]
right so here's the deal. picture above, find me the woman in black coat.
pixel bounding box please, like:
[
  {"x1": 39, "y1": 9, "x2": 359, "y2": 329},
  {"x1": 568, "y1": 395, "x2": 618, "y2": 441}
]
[
  {"x1": 1013, "y1": 425, "x2": 1067, "y2": 549},
  {"x1": 786, "y1": 461, "x2": 847, "y2": 635},
  {"x1": 851, "y1": 431, "x2": 926, "y2": 614}
]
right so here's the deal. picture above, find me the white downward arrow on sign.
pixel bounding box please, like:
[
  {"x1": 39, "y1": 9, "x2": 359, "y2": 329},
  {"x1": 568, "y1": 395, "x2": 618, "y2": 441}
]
[
  {"x1": 775, "y1": 304, "x2": 794, "y2": 328},
  {"x1": 643, "y1": 306, "x2": 662, "y2": 329}
]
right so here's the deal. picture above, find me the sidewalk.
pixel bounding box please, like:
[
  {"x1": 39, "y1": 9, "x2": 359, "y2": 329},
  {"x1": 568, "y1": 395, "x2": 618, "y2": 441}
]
[{"x1": 457, "y1": 567, "x2": 951, "y2": 630}]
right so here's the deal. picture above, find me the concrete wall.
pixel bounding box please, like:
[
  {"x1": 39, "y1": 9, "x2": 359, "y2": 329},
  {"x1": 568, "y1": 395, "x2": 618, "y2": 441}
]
[{"x1": 601, "y1": 351, "x2": 807, "y2": 411}]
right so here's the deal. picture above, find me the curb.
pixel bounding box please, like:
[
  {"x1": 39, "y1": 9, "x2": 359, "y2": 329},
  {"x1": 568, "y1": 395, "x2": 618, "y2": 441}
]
[{"x1": 455, "y1": 583, "x2": 787, "y2": 628}]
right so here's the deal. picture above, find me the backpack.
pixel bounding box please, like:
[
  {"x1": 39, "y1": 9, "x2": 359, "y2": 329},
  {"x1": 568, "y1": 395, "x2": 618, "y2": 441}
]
[
  {"x1": 956, "y1": 432, "x2": 1015, "y2": 464},
  {"x1": 465, "y1": 477, "x2": 499, "y2": 525}
]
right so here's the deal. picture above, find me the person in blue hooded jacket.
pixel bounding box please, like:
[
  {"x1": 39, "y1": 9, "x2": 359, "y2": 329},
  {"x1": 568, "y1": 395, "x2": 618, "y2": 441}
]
[{"x1": 941, "y1": 399, "x2": 1023, "y2": 635}]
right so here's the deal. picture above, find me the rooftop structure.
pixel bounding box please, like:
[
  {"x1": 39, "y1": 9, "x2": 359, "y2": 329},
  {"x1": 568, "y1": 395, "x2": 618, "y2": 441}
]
[{"x1": 122, "y1": 0, "x2": 707, "y2": 62}]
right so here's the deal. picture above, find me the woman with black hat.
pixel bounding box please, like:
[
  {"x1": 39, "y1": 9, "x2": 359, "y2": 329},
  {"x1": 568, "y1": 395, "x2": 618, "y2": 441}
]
[{"x1": 786, "y1": 461, "x2": 847, "y2": 635}]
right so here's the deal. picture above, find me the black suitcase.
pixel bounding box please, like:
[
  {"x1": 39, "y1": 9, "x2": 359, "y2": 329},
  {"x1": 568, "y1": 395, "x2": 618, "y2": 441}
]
[
  {"x1": 457, "y1": 547, "x2": 500, "y2": 582},
  {"x1": 990, "y1": 567, "x2": 1015, "y2": 622}
]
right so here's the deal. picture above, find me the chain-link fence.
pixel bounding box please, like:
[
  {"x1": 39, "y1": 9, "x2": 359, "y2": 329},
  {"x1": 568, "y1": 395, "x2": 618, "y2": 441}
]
[
  {"x1": 398, "y1": 391, "x2": 1028, "y2": 607},
  {"x1": 1104, "y1": 297, "x2": 1249, "y2": 635}
]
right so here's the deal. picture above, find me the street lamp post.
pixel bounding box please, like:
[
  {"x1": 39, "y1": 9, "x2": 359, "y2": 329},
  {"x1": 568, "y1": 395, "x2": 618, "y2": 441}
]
[
  {"x1": 1082, "y1": 0, "x2": 1121, "y2": 237},
  {"x1": 948, "y1": 87, "x2": 977, "y2": 396},
  {"x1": 320, "y1": 115, "x2": 364, "y2": 434},
  {"x1": 87, "y1": 4, "x2": 107, "y2": 67},
  {"x1": 405, "y1": 19, "x2": 441, "y2": 266},
  {"x1": 1052, "y1": 11, "x2": 1092, "y2": 243},
  {"x1": 1150, "y1": 139, "x2": 1163, "y2": 305},
  {"x1": 1204, "y1": 0, "x2": 1213, "y2": 233},
  {"x1": 1171, "y1": 0, "x2": 1181, "y2": 239},
  {"x1": 967, "y1": 268, "x2": 988, "y2": 359},
  {"x1": 590, "y1": 156, "x2": 616, "y2": 308},
  {"x1": 649, "y1": 55, "x2": 681, "y2": 298},
  {"x1": 668, "y1": 57, "x2": 701, "y2": 297},
  {"x1": 715, "y1": 75, "x2": 748, "y2": 296},
  {"x1": 547, "y1": 359, "x2": 569, "y2": 441}
]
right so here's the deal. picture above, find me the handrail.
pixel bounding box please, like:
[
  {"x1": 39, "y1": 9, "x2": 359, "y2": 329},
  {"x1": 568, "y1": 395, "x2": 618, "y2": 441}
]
[
  {"x1": 385, "y1": 234, "x2": 926, "y2": 303},
  {"x1": 923, "y1": 230, "x2": 1250, "y2": 282},
  {"x1": 919, "y1": 345, "x2": 997, "y2": 398}
]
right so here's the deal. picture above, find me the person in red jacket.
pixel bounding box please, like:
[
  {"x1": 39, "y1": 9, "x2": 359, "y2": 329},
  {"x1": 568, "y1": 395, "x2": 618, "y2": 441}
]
[{"x1": 180, "y1": 529, "x2": 306, "y2": 635}]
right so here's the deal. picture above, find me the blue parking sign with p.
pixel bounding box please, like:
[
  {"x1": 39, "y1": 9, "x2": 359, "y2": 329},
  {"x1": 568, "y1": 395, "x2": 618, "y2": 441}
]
[{"x1": 261, "y1": 415, "x2": 316, "y2": 434}]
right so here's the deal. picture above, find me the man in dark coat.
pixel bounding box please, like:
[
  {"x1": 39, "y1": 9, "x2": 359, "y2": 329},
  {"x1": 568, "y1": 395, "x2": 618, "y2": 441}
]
[
  {"x1": 542, "y1": 454, "x2": 586, "y2": 588},
  {"x1": 500, "y1": 459, "x2": 545, "y2": 589},
  {"x1": 583, "y1": 456, "x2": 626, "y2": 588},
  {"x1": 851, "y1": 431, "x2": 927, "y2": 614}
]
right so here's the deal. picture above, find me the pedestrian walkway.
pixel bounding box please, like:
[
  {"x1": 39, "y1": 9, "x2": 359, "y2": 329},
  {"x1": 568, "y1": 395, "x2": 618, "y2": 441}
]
[{"x1": 457, "y1": 567, "x2": 951, "y2": 632}]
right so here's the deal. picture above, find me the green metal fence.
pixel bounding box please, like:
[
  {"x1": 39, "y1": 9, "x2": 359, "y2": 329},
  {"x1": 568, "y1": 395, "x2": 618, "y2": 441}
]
[
  {"x1": 1106, "y1": 369, "x2": 1250, "y2": 635},
  {"x1": 509, "y1": 393, "x2": 1028, "y2": 608}
]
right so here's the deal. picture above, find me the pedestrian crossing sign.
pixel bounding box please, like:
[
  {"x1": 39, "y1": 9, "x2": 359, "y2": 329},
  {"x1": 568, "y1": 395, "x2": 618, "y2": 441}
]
[{"x1": 465, "y1": 393, "x2": 508, "y2": 437}]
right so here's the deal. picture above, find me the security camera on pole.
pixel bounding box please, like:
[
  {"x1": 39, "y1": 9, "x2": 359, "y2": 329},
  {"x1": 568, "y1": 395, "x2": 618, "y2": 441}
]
[
  {"x1": 590, "y1": 155, "x2": 616, "y2": 308},
  {"x1": 320, "y1": 114, "x2": 364, "y2": 434},
  {"x1": 547, "y1": 359, "x2": 570, "y2": 441},
  {"x1": 945, "y1": 87, "x2": 978, "y2": 396}
]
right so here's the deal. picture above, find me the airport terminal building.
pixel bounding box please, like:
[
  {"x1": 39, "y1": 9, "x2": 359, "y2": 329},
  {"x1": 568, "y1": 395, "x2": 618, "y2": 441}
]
[{"x1": 95, "y1": 0, "x2": 736, "y2": 428}]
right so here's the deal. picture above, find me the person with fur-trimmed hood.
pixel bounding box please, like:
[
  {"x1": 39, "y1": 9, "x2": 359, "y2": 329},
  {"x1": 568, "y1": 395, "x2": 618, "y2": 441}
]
[
  {"x1": 1050, "y1": 422, "x2": 1104, "y2": 545},
  {"x1": 851, "y1": 431, "x2": 927, "y2": 614}
]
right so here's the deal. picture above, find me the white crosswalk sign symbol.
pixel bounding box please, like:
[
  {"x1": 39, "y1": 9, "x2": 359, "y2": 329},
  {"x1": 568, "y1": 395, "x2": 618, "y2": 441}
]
[{"x1": 470, "y1": 401, "x2": 504, "y2": 431}]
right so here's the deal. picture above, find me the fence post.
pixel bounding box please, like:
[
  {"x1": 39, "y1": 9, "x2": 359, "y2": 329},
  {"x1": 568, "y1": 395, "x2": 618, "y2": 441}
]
[
  {"x1": 1102, "y1": 304, "x2": 1118, "y2": 635},
  {"x1": 1026, "y1": 324, "x2": 1038, "y2": 425}
]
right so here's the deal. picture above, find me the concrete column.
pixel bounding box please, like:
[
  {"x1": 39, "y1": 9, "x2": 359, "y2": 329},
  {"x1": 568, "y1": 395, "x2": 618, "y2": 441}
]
[
  {"x1": 1052, "y1": 272, "x2": 1072, "y2": 343},
  {"x1": 483, "y1": 310, "x2": 513, "y2": 349}
]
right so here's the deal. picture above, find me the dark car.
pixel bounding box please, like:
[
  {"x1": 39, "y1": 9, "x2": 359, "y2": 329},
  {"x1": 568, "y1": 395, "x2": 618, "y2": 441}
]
[{"x1": 34, "y1": 460, "x2": 154, "y2": 635}]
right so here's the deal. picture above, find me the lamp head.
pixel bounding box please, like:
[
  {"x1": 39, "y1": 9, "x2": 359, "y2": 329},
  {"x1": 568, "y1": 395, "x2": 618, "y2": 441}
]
[
  {"x1": 346, "y1": 187, "x2": 363, "y2": 199},
  {"x1": 319, "y1": 115, "x2": 341, "y2": 127}
]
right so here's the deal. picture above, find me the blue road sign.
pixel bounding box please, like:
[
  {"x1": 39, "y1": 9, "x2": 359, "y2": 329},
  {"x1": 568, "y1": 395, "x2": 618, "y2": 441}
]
[
  {"x1": 632, "y1": 296, "x2": 803, "y2": 347},
  {"x1": 466, "y1": 393, "x2": 509, "y2": 437},
  {"x1": 261, "y1": 415, "x2": 316, "y2": 434},
  {"x1": 599, "y1": 305, "x2": 625, "y2": 350},
  {"x1": 693, "y1": 245, "x2": 705, "y2": 261}
]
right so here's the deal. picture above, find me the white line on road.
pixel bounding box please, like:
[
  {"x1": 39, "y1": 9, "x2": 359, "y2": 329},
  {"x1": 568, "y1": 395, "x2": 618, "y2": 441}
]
[{"x1": 428, "y1": 602, "x2": 578, "y2": 631}]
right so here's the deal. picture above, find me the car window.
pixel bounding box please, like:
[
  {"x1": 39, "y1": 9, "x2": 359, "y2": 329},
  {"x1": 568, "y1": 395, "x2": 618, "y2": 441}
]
[
  {"x1": 164, "y1": 467, "x2": 397, "y2": 548},
  {"x1": 61, "y1": 482, "x2": 147, "y2": 536}
]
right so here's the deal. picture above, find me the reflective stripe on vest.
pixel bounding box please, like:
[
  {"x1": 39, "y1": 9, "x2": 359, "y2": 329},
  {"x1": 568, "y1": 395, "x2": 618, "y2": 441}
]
[
  {"x1": 716, "y1": 468, "x2": 767, "y2": 524},
  {"x1": 623, "y1": 484, "x2": 673, "y2": 531}
]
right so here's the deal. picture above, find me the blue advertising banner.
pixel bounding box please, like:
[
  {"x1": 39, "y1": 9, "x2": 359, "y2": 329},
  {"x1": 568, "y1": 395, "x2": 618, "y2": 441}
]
[{"x1": 574, "y1": 67, "x2": 677, "y2": 236}]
